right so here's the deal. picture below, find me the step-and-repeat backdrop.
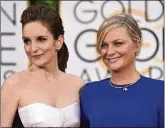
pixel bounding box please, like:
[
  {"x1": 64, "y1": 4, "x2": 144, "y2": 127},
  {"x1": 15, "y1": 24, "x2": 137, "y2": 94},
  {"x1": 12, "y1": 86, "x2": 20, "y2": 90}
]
[
  {"x1": 1, "y1": 1, "x2": 28, "y2": 85},
  {"x1": 1, "y1": 1, "x2": 164, "y2": 85},
  {"x1": 60, "y1": 1, "x2": 164, "y2": 82}
]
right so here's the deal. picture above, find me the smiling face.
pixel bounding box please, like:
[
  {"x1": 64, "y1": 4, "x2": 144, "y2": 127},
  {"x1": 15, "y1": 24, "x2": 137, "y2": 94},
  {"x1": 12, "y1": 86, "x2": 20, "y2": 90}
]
[
  {"x1": 100, "y1": 27, "x2": 139, "y2": 72},
  {"x1": 22, "y1": 21, "x2": 58, "y2": 67}
]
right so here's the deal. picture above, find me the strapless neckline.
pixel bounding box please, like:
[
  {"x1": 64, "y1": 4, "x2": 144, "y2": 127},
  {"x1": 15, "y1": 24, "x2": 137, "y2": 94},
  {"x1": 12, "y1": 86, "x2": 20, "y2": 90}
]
[
  {"x1": 18, "y1": 102, "x2": 80, "y2": 127},
  {"x1": 18, "y1": 102, "x2": 78, "y2": 112}
]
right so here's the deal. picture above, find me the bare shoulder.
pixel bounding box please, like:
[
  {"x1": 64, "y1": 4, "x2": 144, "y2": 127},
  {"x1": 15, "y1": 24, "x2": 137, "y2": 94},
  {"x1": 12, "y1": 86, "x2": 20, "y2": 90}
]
[
  {"x1": 2, "y1": 72, "x2": 20, "y2": 88},
  {"x1": 1, "y1": 72, "x2": 23, "y2": 101},
  {"x1": 1, "y1": 70, "x2": 32, "y2": 102},
  {"x1": 64, "y1": 73, "x2": 85, "y2": 89},
  {"x1": 1, "y1": 70, "x2": 29, "y2": 90}
]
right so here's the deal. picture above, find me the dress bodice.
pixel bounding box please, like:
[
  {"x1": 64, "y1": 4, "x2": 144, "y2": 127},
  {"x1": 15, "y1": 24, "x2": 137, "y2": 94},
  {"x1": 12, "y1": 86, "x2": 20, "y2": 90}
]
[{"x1": 18, "y1": 103, "x2": 80, "y2": 127}]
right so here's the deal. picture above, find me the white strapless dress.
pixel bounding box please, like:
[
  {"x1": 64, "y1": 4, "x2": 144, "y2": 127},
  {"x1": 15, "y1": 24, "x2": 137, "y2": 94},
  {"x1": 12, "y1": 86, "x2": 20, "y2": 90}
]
[{"x1": 18, "y1": 103, "x2": 80, "y2": 127}]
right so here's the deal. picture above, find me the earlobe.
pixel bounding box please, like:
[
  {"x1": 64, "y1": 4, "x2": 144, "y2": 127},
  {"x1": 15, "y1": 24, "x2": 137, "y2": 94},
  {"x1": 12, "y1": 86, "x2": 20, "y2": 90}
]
[
  {"x1": 135, "y1": 52, "x2": 139, "y2": 56},
  {"x1": 55, "y1": 35, "x2": 64, "y2": 51},
  {"x1": 55, "y1": 41, "x2": 62, "y2": 51},
  {"x1": 135, "y1": 42, "x2": 141, "y2": 56}
]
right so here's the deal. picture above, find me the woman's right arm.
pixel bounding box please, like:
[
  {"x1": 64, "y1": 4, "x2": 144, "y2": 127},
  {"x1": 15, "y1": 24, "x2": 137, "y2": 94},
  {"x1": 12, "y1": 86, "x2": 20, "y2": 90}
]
[{"x1": 1, "y1": 74, "x2": 20, "y2": 127}]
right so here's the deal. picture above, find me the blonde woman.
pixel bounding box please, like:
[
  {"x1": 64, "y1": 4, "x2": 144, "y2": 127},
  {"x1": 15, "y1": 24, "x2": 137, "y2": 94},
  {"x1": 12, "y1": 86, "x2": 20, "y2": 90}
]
[{"x1": 80, "y1": 13, "x2": 164, "y2": 127}]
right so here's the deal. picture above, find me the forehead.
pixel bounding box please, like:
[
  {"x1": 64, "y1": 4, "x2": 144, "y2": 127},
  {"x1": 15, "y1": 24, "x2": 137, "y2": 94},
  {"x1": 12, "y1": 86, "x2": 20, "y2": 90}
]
[
  {"x1": 22, "y1": 21, "x2": 51, "y2": 37},
  {"x1": 103, "y1": 27, "x2": 130, "y2": 42}
]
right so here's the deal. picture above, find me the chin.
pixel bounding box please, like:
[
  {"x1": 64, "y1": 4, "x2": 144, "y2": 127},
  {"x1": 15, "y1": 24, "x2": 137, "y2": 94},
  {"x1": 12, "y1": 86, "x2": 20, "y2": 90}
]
[
  {"x1": 32, "y1": 60, "x2": 50, "y2": 67},
  {"x1": 109, "y1": 68, "x2": 121, "y2": 72},
  {"x1": 106, "y1": 64, "x2": 122, "y2": 72}
]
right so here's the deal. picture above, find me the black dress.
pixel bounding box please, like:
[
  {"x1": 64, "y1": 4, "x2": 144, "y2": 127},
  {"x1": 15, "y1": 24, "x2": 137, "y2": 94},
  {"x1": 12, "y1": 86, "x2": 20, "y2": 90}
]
[{"x1": 12, "y1": 110, "x2": 24, "y2": 128}]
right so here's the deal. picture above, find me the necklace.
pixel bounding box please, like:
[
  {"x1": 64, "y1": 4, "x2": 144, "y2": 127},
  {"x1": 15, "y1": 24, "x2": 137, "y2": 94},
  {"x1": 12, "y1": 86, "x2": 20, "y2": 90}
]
[{"x1": 109, "y1": 75, "x2": 141, "y2": 92}]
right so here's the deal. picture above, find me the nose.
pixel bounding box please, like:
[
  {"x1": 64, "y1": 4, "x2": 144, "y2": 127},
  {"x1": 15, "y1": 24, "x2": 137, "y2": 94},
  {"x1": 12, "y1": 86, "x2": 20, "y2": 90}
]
[
  {"x1": 106, "y1": 45, "x2": 115, "y2": 56},
  {"x1": 31, "y1": 42, "x2": 39, "y2": 52}
]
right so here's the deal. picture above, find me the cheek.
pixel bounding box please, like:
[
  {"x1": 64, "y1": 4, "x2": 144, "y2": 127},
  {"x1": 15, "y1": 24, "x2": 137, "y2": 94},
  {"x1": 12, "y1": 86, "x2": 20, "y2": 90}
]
[
  {"x1": 44, "y1": 42, "x2": 55, "y2": 51},
  {"x1": 100, "y1": 49, "x2": 107, "y2": 57},
  {"x1": 127, "y1": 44, "x2": 137, "y2": 53},
  {"x1": 100, "y1": 51, "x2": 107, "y2": 64},
  {"x1": 127, "y1": 47, "x2": 137, "y2": 57},
  {"x1": 40, "y1": 41, "x2": 56, "y2": 56},
  {"x1": 24, "y1": 45, "x2": 30, "y2": 55},
  {"x1": 45, "y1": 47, "x2": 56, "y2": 56},
  {"x1": 121, "y1": 47, "x2": 136, "y2": 61},
  {"x1": 119, "y1": 45, "x2": 134, "y2": 55}
]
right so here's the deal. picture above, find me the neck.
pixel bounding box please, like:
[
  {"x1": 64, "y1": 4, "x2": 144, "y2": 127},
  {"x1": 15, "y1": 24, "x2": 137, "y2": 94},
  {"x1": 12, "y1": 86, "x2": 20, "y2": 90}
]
[{"x1": 110, "y1": 62, "x2": 140, "y2": 85}]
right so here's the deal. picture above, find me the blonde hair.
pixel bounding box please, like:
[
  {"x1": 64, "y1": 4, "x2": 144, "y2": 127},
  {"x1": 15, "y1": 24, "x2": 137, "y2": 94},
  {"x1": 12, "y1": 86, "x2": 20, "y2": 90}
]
[{"x1": 96, "y1": 13, "x2": 142, "y2": 54}]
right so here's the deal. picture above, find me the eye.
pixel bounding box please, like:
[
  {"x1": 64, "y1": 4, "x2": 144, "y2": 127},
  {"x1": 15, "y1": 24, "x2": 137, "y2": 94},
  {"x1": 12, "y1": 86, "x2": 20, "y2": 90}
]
[
  {"x1": 114, "y1": 42, "x2": 122, "y2": 47},
  {"x1": 101, "y1": 43, "x2": 108, "y2": 49},
  {"x1": 37, "y1": 37, "x2": 47, "y2": 42},
  {"x1": 23, "y1": 39, "x2": 31, "y2": 45}
]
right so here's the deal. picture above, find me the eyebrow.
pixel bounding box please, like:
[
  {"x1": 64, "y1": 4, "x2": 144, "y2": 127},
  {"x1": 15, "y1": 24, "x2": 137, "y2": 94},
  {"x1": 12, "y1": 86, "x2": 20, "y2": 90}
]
[
  {"x1": 22, "y1": 36, "x2": 48, "y2": 39},
  {"x1": 102, "y1": 41, "x2": 108, "y2": 44},
  {"x1": 112, "y1": 39, "x2": 123, "y2": 43},
  {"x1": 22, "y1": 36, "x2": 29, "y2": 39},
  {"x1": 103, "y1": 39, "x2": 123, "y2": 44},
  {"x1": 37, "y1": 36, "x2": 48, "y2": 38}
]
